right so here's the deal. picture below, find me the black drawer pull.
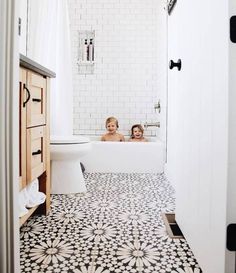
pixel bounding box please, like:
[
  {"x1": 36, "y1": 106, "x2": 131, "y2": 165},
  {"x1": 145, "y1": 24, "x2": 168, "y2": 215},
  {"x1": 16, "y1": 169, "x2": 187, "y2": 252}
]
[
  {"x1": 32, "y1": 98, "x2": 41, "y2": 102},
  {"x1": 23, "y1": 84, "x2": 31, "y2": 107},
  {"x1": 32, "y1": 150, "x2": 42, "y2": 156}
]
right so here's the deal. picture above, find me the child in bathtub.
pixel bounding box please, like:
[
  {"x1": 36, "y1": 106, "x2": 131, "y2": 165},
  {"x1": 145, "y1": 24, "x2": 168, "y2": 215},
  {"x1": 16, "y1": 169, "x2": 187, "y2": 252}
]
[
  {"x1": 101, "y1": 117, "x2": 125, "y2": 142},
  {"x1": 129, "y1": 124, "x2": 148, "y2": 142}
]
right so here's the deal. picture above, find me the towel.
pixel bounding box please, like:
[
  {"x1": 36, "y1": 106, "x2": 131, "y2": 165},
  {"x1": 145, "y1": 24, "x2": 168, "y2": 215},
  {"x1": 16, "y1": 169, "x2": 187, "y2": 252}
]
[
  {"x1": 25, "y1": 179, "x2": 46, "y2": 208},
  {"x1": 19, "y1": 188, "x2": 29, "y2": 217}
]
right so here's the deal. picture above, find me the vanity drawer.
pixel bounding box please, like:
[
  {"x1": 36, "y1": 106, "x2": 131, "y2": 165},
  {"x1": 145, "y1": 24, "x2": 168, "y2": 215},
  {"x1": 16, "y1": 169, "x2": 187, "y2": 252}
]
[
  {"x1": 27, "y1": 126, "x2": 46, "y2": 183},
  {"x1": 26, "y1": 71, "x2": 47, "y2": 128}
]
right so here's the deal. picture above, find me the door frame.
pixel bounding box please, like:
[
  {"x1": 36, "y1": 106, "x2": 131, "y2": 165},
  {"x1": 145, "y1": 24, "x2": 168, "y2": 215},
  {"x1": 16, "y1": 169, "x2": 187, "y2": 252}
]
[{"x1": 0, "y1": 0, "x2": 20, "y2": 272}]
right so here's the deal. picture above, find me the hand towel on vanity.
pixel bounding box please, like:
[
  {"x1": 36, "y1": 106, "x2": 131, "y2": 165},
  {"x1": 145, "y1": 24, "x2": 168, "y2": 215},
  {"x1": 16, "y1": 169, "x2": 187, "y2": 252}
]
[
  {"x1": 19, "y1": 188, "x2": 30, "y2": 217},
  {"x1": 25, "y1": 179, "x2": 46, "y2": 208}
]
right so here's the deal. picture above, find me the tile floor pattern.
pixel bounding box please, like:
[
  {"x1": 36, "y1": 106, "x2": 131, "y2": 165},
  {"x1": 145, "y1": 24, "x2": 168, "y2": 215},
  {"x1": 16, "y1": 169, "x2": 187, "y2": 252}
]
[{"x1": 20, "y1": 173, "x2": 202, "y2": 273}]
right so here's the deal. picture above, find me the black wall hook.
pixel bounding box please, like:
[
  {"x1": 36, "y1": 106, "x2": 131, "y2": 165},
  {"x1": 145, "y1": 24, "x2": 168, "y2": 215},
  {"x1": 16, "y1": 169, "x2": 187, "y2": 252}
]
[
  {"x1": 169, "y1": 59, "x2": 182, "y2": 71},
  {"x1": 168, "y1": 0, "x2": 177, "y2": 15}
]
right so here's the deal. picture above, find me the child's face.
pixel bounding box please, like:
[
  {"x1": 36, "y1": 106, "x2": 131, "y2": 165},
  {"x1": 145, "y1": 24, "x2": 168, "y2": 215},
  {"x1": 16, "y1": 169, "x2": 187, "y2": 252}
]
[
  {"x1": 106, "y1": 121, "x2": 117, "y2": 133},
  {"x1": 133, "y1": 127, "x2": 143, "y2": 139}
]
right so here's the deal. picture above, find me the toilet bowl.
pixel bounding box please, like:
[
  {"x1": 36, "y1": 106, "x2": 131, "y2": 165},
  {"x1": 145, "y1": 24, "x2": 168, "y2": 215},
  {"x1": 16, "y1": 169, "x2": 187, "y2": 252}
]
[{"x1": 50, "y1": 135, "x2": 91, "y2": 194}]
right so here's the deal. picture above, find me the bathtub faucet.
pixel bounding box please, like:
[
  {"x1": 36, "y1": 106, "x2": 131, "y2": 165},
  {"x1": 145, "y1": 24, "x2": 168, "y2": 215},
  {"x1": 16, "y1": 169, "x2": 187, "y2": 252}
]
[{"x1": 144, "y1": 122, "x2": 160, "y2": 129}]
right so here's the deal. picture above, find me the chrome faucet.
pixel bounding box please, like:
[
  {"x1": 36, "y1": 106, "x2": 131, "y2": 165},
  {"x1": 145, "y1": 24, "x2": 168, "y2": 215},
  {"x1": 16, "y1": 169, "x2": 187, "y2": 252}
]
[{"x1": 144, "y1": 122, "x2": 160, "y2": 129}]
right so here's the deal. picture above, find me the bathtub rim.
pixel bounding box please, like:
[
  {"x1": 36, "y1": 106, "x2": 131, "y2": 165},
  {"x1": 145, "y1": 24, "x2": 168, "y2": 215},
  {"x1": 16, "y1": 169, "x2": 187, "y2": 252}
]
[{"x1": 75, "y1": 134, "x2": 163, "y2": 143}]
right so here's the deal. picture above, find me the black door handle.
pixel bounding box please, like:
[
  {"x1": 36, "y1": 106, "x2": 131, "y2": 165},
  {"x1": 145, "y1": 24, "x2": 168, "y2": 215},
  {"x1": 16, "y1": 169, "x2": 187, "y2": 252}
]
[
  {"x1": 32, "y1": 150, "x2": 42, "y2": 156},
  {"x1": 169, "y1": 59, "x2": 182, "y2": 71},
  {"x1": 23, "y1": 84, "x2": 31, "y2": 107}
]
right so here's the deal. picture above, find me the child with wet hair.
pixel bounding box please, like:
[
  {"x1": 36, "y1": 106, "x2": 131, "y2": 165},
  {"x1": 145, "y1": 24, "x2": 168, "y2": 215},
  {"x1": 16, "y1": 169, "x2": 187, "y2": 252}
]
[
  {"x1": 101, "y1": 117, "x2": 125, "y2": 142},
  {"x1": 129, "y1": 124, "x2": 148, "y2": 142}
]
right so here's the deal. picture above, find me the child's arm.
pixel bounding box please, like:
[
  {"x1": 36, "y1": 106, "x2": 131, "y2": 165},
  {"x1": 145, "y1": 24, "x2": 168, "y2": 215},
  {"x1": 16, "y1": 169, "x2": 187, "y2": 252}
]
[
  {"x1": 101, "y1": 135, "x2": 106, "y2": 141},
  {"x1": 120, "y1": 134, "x2": 125, "y2": 142}
]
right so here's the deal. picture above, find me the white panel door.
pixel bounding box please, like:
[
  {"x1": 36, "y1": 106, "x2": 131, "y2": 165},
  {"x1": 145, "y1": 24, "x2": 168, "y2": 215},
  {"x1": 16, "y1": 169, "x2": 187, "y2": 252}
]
[{"x1": 167, "y1": 1, "x2": 228, "y2": 273}]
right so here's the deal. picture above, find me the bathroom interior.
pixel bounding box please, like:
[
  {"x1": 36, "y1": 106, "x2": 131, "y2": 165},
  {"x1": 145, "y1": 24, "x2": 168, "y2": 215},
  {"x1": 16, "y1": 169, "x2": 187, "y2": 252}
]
[{"x1": 1, "y1": 0, "x2": 236, "y2": 273}]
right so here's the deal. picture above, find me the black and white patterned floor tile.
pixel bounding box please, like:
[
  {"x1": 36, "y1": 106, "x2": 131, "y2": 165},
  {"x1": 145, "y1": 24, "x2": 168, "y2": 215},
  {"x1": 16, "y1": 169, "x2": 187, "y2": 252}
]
[{"x1": 20, "y1": 173, "x2": 202, "y2": 273}]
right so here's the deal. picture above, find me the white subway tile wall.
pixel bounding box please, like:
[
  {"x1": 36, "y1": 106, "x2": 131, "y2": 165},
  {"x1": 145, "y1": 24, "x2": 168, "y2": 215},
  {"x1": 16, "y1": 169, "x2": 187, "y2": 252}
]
[{"x1": 68, "y1": 0, "x2": 167, "y2": 137}]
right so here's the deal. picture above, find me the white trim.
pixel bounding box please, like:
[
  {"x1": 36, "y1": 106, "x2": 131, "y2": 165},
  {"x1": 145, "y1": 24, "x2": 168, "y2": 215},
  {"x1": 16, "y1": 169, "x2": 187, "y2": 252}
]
[{"x1": 0, "y1": 0, "x2": 20, "y2": 272}]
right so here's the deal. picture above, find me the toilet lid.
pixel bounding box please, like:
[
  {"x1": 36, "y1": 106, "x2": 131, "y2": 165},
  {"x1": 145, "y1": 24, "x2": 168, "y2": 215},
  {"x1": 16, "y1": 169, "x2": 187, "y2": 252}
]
[{"x1": 50, "y1": 135, "x2": 90, "y2": 144}]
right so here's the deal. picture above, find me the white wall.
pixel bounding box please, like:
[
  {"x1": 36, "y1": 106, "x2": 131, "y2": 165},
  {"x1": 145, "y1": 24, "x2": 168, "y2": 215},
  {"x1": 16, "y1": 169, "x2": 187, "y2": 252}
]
[
  {"x1": 167, "y1": 1, "x2": 229, "y2": 273},
  {"x1": 19, "y1": 0, "x2": 27, "y2": 55},
  {"x1": 68, "y1": 0, "x2": 167, "y2": 138},
  {"x1": 226, "y1": 1, "x2": 236, "y2": 272}
]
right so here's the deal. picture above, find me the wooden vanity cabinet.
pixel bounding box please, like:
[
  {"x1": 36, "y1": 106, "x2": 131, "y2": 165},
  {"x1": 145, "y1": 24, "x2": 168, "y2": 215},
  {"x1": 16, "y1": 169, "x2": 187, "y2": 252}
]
[
  {"x1": 19, "y1": 68, "x2": 27, "y2": 189},
  {"x1": 26, "y1": 126, "x2": 46, "y2": 182},
  {"x1": 19, "y1": 55, "x2": 55, "y2": 226}
]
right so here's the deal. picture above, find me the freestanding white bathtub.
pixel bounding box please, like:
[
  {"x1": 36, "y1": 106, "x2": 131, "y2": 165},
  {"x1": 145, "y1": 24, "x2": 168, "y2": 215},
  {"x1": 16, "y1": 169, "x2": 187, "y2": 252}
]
[{"x1": 81, "y1": 136, "x2": 165, "y2": 173}]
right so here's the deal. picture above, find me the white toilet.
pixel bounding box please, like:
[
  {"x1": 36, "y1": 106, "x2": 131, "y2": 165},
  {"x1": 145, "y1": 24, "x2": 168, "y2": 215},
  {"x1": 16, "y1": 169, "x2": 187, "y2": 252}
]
[{"x1": 50, "y1": 135, "x2": 91, "y2": 194}]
